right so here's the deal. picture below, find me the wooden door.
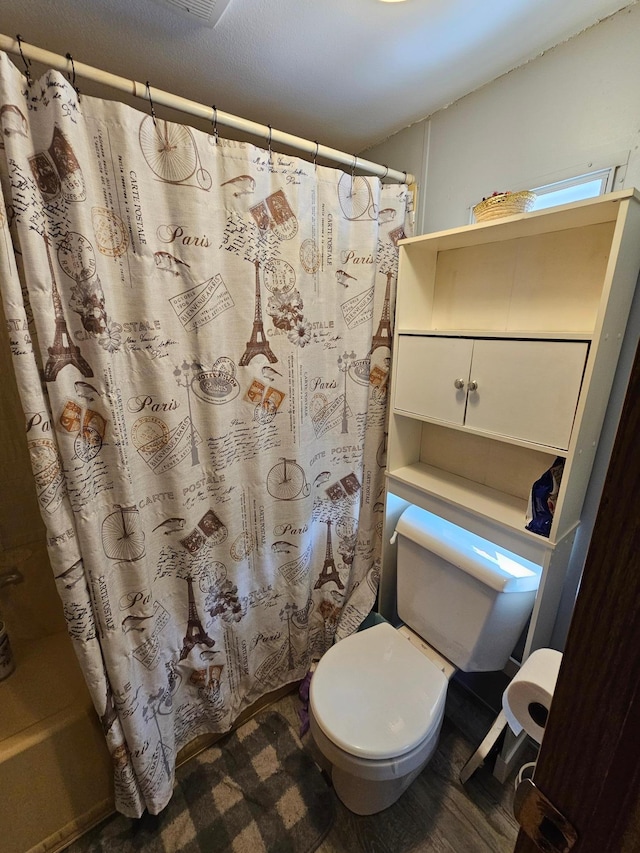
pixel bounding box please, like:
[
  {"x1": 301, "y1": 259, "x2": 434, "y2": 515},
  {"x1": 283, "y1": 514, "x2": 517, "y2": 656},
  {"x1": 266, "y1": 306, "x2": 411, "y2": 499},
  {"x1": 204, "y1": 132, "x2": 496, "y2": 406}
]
[
  {"x1": 394, "y1": 335, "x2": 472, "y2": 424},
  {"x1": 513, "y1": 339, "x2": 640, "y2": 853},
  {"x1": 465, "y1": 339, "x2": 588, "y2": 449}
]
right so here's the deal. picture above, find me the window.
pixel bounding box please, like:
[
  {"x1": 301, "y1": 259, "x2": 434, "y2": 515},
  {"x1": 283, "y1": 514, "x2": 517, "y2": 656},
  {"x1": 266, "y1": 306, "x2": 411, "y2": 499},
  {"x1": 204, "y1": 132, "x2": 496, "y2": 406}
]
[{"x1": 529, "y1": 169, "x2": 614, "y2": 211}]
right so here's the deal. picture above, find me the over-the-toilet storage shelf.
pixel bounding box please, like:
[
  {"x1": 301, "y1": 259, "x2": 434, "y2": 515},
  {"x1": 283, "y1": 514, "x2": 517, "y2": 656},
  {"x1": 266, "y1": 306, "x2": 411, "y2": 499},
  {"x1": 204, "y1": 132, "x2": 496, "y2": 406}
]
[{"x1": 380, "y1": 188, "x2": 640, "y2": 658}]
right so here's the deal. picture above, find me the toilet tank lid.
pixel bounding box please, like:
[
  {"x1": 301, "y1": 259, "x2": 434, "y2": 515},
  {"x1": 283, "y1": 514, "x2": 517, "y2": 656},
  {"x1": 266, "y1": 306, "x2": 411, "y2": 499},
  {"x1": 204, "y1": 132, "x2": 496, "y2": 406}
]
[{"x1": 395, "y1": 506, "x2": 542, "y2": 594}]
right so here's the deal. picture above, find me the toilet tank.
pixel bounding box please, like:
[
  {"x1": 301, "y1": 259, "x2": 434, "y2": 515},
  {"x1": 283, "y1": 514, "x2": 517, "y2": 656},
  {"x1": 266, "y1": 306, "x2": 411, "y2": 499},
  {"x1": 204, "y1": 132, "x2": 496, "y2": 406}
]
[{"x1": 395, "y1": 506, "x2": 542, "y2": 672}]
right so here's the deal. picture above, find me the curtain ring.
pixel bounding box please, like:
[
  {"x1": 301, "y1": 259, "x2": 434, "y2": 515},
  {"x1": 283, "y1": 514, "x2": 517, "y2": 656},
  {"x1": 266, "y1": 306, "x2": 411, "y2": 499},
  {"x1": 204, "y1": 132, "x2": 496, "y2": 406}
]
[
  {"x1": 65, "y1": 53, "x2": 81, "y2": 102},
  {"x1": 145, "y1": 81, "x2": 157, "y2": 128},
  {"x1": 351, "y1": 155, "x2": 357, "y2": 177},
  {"x1": 403, "y1": 171, "x2": 408, "y2": 185},
  {"x1": 267, "y1": 124, "x2": 272, "y2": 162},
  {"x1": 381, "y1": 164, "x2": 389, "y2": 181},
  {"x1": 211, "y1": 105, "x2": 219, "y2": 144},
  {"x1": 312, "y1": 141, "x2": 319, "y2": 170},
  {"x1": 16, "y1": 35, "x2": 32, "y2": 87}
]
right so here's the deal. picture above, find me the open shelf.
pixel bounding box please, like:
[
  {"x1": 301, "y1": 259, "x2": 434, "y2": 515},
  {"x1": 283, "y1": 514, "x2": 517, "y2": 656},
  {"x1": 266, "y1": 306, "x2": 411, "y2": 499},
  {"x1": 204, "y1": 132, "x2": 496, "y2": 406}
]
[
  {"x1": 396, "y1": 212, "x2": 620, "y2": 336},
  {"x1": 388, "y1": 462, "x2": 527, "y2": 527},
  {"x1": 390, "y1": 409, "x2": 572, "y2": 457}
]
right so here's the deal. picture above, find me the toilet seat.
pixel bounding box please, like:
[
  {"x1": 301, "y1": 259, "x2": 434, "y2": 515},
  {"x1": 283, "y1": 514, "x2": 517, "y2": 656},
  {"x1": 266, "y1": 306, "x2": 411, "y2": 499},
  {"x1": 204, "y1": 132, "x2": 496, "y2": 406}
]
[{"x1": 310, "y1": 622, "x2": 448, "y2": 761}]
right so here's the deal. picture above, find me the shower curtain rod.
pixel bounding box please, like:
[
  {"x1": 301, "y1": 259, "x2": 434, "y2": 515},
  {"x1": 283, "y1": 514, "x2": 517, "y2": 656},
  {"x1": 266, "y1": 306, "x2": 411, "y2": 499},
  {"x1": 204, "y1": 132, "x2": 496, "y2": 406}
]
[{"x1": 0, "y1": 34, "x2": 415, "y2": 185}]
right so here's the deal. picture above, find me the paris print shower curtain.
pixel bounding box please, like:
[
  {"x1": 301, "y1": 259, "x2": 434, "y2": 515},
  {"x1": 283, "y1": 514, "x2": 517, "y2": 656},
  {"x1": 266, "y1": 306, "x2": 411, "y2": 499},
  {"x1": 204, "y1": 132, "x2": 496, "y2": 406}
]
[{"x1": 0, "y1": 52, "x2": 411, "y2": 816}]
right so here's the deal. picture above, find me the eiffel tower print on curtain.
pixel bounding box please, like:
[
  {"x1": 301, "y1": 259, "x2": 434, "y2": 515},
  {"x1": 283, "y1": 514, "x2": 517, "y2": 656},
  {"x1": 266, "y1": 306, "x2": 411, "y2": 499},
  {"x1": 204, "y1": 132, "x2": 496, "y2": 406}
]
[
  {"x1": 369, "y1": 270, "x2": 393, "y2": 355},
  {"x1": 239, "y1": 258, "x2": 277, "y2": 366},
  {"x1": 179, "y1": 575, "x2": 215, "y2": 661},
  {"x1": 42, "y1": 234, "x2": 93, "y2": 381},
  {"x1": 314, "y1": 519, "x2": 345, "y2": 590}
]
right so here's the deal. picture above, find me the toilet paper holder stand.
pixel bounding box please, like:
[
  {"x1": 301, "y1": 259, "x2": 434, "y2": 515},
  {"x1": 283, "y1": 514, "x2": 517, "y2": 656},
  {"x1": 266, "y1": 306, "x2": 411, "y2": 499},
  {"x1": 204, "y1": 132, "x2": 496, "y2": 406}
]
[
  {"x1": 460, "y1": 648, "x2": 560, "y2": 786},
  {"x1": 459, "y1": 709, "x2": 529, "y2": 785}
]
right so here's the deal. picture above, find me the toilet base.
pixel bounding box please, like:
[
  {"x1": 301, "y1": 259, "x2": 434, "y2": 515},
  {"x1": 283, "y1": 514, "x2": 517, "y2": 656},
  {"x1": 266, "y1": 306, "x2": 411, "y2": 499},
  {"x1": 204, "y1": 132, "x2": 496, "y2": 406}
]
[
  {"x1": 309, "y1": 705, "x2": 444, "y2": 815},
  {"x1": 331, "y1": 751, "x2": 432, "y2": 815}
]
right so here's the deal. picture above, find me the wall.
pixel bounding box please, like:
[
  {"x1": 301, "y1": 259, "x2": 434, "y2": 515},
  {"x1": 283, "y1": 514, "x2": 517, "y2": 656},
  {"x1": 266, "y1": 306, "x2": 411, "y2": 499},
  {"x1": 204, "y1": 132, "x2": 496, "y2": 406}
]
[
  {"x1": 366, "y1": 2, "x2": 640, "y2": 648},
  {"x1": 369, "y1": 3, "x2": 640, "y2": 234}
]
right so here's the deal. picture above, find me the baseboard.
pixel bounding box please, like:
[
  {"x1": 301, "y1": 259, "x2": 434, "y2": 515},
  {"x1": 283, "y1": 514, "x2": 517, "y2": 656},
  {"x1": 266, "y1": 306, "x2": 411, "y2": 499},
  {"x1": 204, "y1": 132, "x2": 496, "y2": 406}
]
[{"x1": 28, "y1": 797, "x2": 115, "y2": 853}]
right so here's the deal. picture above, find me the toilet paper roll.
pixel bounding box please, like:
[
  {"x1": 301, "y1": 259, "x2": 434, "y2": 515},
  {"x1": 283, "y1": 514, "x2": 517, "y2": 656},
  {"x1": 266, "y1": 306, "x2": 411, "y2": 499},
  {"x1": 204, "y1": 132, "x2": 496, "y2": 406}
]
[{"x1": 502, "y1": 648, "x2": 563, "y2": 743}]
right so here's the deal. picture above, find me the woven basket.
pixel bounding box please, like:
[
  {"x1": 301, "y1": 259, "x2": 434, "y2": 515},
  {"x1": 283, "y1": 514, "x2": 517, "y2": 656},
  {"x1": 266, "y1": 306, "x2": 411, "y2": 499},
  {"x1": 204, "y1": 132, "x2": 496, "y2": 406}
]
[{"x1": 473, "y1": 190, "x2": 537, "y2": 222}]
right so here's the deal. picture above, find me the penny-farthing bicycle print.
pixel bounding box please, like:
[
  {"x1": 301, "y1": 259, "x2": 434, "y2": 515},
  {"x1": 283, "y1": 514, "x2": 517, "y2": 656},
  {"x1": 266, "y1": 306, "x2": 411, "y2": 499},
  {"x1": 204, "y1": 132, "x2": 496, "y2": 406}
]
[
  {"x1": 337, "y1": 173, "x2": 378, "y2": 221},
  {"x1": 267, "y1": 458, "x2": 311, "y2": 501},
  {"x1": 139, "y1": 116, "x2": 212, "y2": 190},
  {"x1": 101, "y1": 504, "x2": 146, "y2": 562}
]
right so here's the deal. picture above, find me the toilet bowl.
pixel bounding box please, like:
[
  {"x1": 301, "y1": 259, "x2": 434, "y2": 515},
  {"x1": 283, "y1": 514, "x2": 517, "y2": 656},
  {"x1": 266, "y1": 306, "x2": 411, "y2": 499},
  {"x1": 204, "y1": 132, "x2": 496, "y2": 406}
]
[
  {"x1": 309, "y1": 621, "x2": 448, "y2": 815},
  {"x1": 309, "y1": 504, "x2": 542, "y2": 815}
]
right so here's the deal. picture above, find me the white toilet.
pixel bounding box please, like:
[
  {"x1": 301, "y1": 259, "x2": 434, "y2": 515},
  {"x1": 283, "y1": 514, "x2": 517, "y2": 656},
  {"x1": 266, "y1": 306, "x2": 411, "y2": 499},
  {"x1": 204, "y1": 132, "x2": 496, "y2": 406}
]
[{"x1": 309, "y1": 505, "x2": 542, "y2": 815}]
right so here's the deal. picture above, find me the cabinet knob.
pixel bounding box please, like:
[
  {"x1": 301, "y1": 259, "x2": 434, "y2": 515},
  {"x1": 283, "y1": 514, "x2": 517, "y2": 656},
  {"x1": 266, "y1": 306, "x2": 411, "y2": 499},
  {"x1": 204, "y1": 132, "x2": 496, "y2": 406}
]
[
  {"x1": 467, "y1": 380, "x2": 478, "y2": 392},
  {"x1": 454, "y1": 378, "x2": 465, "y2": 390}
]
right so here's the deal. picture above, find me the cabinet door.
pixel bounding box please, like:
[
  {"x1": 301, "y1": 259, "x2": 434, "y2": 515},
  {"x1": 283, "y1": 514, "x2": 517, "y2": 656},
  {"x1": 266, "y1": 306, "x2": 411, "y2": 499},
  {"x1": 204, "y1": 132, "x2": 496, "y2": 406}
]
[
  {"x1": 465, "y1": 340, "x2": 588, "y2": 449},
  {"x1": 394, "y1": 336, "x2": 473, "y2": 424}
]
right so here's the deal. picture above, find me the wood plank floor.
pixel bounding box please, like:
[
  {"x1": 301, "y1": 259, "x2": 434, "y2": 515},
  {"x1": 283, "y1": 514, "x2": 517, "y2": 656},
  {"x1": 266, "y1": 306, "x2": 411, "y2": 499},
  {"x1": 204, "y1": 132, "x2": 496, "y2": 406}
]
[{"x1": 272, "y1": 679, "x2": 531, "y2": 853}]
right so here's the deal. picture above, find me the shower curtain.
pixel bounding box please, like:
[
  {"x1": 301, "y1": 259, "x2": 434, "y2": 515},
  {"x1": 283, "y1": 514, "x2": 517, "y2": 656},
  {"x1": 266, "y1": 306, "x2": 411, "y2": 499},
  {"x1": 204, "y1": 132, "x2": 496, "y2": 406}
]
[{"x1": 0, "y1": 52, "x2": 412, "y2": 817}]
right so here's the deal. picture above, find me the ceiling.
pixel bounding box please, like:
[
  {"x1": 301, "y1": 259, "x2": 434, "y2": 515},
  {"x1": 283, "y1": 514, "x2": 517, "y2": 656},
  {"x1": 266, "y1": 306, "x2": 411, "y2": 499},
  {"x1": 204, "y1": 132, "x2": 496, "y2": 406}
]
[{"x1": 1, "y1": 0, "x2": 635, "y2": 153}]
